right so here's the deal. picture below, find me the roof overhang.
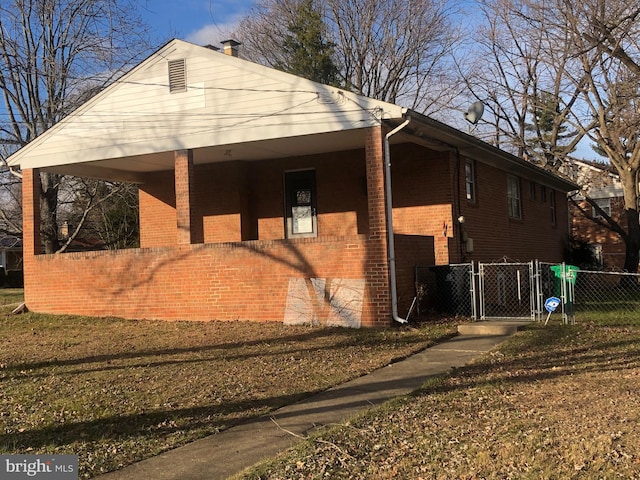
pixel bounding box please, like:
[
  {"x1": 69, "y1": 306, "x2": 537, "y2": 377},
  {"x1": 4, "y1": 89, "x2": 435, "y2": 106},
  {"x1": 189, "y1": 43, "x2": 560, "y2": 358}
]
[
  {"x1": 42, "y1": 113, "x2": 580, "y2": 193},
  {"x1": 41, "y1": 127, "x2": 377, "y2": 183},
  {"x1": 391, "y1": 111, "x2": 579, "y2": 193}
]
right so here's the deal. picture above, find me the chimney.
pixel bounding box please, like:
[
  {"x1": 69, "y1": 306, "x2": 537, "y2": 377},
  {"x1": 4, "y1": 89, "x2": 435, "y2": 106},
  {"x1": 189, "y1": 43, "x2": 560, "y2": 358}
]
[{"x1": 221, "y1": 39, "x2": 241, "y2": 57}]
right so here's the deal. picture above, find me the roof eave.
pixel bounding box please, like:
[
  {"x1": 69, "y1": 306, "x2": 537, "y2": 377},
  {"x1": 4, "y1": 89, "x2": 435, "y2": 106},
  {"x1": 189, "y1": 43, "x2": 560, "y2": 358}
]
[{"x1": 398, "y1": 110, "x2": 579, "y2": 193}]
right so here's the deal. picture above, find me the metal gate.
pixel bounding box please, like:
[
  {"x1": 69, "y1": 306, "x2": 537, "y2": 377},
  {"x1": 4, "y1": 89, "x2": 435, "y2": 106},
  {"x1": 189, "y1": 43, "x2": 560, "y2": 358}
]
[{"x1": 478, "y1": 262, "x2": 535, "y2": 320}]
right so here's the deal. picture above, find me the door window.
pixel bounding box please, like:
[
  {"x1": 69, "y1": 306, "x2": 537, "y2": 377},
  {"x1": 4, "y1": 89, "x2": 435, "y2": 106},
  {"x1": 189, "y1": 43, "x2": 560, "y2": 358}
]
[{"x1": 285, "y1": 170, "x2": 317, "y2": 238}]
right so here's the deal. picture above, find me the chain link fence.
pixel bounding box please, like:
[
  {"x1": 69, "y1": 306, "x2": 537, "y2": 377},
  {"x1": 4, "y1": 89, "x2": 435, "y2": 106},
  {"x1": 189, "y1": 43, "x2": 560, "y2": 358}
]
[
  {"x1": 414, "y1": 262, "x2": 640, "y2": 326},
  {"x1": 574, "y1": 270, "x2": 640, "y2": 326},
  {"x1": 414, "y1": 264, "x2": 474, "y2": 318},
  {"x1": 478, "y1": 262, "x2": 535, "y2": 321}
]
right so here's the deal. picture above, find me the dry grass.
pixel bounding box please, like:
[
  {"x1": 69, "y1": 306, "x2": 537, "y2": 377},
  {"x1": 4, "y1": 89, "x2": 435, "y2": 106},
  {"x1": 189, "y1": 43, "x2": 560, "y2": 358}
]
[
  {"x1": 238, "y1": 322, "x2": 640, "y2": 480},
  {"x1": 0, "y1": 290, "x2": 458, "y2": 479}
]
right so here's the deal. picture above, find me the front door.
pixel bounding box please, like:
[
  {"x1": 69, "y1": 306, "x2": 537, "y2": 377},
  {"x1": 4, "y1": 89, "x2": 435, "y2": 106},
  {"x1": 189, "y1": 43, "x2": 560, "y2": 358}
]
[{"x1": 285, "y1": 170, "x2": 317, "y2": 238}]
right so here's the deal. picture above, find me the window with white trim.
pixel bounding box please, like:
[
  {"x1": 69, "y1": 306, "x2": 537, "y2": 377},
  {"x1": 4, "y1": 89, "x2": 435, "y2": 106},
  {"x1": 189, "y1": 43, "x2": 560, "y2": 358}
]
[
  {"x1": 550, "y1": 190, "x2": 557, "y2": 226},
  {"x1": 592, "y1": 198, "x2": 611, "y2": 218},
  {"x1": 285, "y1": 170, "x2": 317, "y2": 238}
]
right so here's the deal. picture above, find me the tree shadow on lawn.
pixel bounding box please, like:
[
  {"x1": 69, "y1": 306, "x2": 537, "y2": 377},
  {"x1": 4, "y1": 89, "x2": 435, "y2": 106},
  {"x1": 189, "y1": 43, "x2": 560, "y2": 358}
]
[
  {"x1": 416, "y1": 324, "x2": 640, "y2": 396},
  {"x1": 2, "y1": 324, "x2": 427, "y2": 375},
  {"x1": 0, "y1": 391, "x2": 309, "y2": 452},
  {"x1": 0, "y1": 322, "x2": 455, "y2": 474},
  {"x1": 0, "y1": 372, "x2": 438, "y2": 456}
]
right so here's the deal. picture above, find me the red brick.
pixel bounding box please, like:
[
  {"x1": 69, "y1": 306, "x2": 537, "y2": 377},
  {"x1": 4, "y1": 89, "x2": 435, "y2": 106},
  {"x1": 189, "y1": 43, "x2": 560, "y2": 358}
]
[{"x1": 22, "y1": 128, "x2": 570, "y2": 327}]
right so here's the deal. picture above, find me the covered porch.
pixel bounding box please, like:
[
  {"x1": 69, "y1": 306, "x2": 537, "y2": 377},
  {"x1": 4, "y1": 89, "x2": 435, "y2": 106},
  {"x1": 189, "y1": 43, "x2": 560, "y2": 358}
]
[{"x1": 20, "y1": 126, "x2": 405, "y2": 327}]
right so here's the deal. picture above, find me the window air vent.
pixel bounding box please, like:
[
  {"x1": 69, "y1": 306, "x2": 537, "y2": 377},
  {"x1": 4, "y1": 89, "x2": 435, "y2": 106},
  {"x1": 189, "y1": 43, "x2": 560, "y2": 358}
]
[{"x1": 168, "y1": 59, "x2": 186, "y2": 93}]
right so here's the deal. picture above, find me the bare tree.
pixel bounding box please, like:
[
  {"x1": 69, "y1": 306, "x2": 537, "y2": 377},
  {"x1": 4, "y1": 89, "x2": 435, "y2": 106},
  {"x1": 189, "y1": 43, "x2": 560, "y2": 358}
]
[
  {"x1": 59, "y1": 179, "x2": 139, "y2": 252},
  {"x1": 459, "y1": 0, "x2": 589, "y2": 163},
  {"x1": 463, "y1": 0, "x2": 640, "y2": 273},
  {"x1": 0, "y1": 0, "x2": 151, "y2": 253},
  {"x1": 234, "y1": 0, "x2": 463, "y2": 115},
  {"x1": 570, "y1": 1, "x2": 640, "y2": 274},
  {"x1": 519, "y1": 0, "x2": 640, "y2": 273}
]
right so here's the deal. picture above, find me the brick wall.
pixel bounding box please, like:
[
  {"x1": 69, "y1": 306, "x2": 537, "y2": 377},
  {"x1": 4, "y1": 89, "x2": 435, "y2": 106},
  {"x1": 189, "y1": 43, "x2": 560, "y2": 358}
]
[
  {"x1": 23, "y1": 127, "x2": 393, "y2": 327},
  {"x1": 390, "y1": 144, "x2": 454, "y2": 265},
  {"x1": 21, "y1": 169, "x2": 41, "y2": 308},
  {"x1": 394, "y1": 234, "x2": 436, "y2": 314},
  {"x1": 456, "y1": 159, "x2": 568, "y2": 263},
  {"x1": 175, "y1": 149, "x2": 197, "y2": 245},
  {"x1": 140, "y1": 151, "x2": 370, "y2": 246},
  {"x1": 139, "y1": 171, "x2": 176, "y2": 248},
  {"x1": 388, "y1": 144, "x2": 569, "y2": 279},
  {"x1": 570, "y1": 197, "x2": 627, "y2": 269},
  {"x1": 23, "y1": 129, "x2": 571, "y2": 326},
  {"x1": 23, "y1": 236, "x2": 379, "y2": 323},
  {"x1": 364, "y1": 126, "x2": 391, "y2": 326}
]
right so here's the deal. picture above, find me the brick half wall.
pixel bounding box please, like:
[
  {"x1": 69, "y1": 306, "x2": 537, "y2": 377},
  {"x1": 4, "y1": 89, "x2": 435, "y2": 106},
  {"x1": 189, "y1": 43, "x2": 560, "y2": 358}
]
[
  {"x1": 23, "y1": 235, "x2": 390, "y2": 327},
  {"x1": 394, "y1": 234, "x2": 436, "y2": 315}
]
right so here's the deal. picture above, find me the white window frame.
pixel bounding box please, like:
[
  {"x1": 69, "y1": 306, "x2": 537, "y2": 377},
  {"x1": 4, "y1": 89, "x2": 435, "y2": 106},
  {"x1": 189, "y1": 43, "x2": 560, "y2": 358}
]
[
  {"x1": 592, "y1": 197, "x2": 611, "y2": 218},
  {"x1": 284, "y1": 169, "x2": 318, "y2": 239}
]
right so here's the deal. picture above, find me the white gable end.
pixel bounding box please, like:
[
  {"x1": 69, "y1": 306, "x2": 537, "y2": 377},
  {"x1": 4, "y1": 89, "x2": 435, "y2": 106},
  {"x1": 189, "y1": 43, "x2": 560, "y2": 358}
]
[{"x1": 7, "y1": 39, "x2": 404, "y2": 171}]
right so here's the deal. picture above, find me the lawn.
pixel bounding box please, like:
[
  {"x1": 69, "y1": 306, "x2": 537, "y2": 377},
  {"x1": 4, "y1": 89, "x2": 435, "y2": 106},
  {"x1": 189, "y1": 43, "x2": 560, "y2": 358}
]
[
  {"x1": 4, "y1": 289, "x2": 639, "y2": 480},
  {"x1": 236, "y1": 321, "x2": 640, "y2": 479},
  {"x1": 0, "y1": 289, "x2": 458, "y2": 479}
]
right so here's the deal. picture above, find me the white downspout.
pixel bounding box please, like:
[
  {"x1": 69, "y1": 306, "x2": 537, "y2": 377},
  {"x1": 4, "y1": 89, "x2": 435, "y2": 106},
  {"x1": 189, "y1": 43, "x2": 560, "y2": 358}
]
[{"x1": 384, "y1": 115, "x2": 411, "y2": 324}]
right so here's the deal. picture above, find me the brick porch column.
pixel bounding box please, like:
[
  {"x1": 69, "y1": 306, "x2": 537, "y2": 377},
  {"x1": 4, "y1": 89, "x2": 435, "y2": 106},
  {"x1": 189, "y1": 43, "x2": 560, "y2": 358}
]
[
  {"x1": 22, "y1": 168, "x2": 42, "y2": 304},
  {"x1": 175, "y1": 149, "x2": 195, "y2": 245},
  {"x1": 22, "y1": 168, "x2": 42, "y2": 256},
  {"x1": 364, "y1": 126, "x2": 392, "y2": 327}
]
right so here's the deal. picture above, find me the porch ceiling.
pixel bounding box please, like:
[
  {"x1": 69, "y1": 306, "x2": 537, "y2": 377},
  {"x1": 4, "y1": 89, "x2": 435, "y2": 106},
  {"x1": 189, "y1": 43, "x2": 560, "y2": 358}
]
[{"x1": 43, "y1": 128, "x2": 374, "y2": 183}]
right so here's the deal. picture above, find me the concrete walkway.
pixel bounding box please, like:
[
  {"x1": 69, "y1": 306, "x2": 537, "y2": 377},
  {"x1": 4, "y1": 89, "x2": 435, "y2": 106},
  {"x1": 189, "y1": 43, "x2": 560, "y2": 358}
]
[{"x1": 96, "y1": 326, "x2": 522, "y2": 480}]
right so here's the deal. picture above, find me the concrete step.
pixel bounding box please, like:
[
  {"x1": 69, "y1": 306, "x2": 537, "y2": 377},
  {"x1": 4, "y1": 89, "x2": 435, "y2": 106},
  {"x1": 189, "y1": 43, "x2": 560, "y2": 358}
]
[{"x1": 457, "y1": 320, "x2": 530, "y2": 336}]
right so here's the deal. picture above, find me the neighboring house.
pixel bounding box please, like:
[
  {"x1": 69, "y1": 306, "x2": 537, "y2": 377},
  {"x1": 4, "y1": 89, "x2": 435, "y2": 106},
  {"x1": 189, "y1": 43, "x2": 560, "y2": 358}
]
[
  {"x1": 0, "y1": 236, "x2": 23, "y2": 287},
  {"x1": 561, "y1": 159, "x2": 633, "y2": 270},
  {"x1": 6, "y1": 39, "x2": 576, "y2": 327}
]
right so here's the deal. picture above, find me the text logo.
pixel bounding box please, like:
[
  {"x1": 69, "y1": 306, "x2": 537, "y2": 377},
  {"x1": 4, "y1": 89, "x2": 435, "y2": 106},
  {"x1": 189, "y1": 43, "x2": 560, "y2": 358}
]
[{"x1": 0, "y1": 455, "x2": 78, "y2": 479}]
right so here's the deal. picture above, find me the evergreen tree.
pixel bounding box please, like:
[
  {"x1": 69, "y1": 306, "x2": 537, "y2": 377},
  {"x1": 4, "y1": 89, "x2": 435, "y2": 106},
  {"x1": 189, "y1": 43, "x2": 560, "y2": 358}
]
[
  {"x1": 526, "y1": 91, "x2": 574, "y2": 167},
  {"x1": 276, "y1": 0, "x2": 340, "y2": 85}
]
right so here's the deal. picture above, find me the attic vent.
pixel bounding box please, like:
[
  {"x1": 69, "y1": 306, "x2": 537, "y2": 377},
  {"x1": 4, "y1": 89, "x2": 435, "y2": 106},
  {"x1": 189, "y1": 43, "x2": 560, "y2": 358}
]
[{"x1": 168, "y1": 59, "x2": 186, "y2": 93}]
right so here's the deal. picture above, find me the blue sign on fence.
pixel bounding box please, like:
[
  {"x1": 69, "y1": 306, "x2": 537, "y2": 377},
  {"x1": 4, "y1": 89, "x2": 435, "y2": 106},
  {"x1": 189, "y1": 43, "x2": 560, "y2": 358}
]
[{"x1": 544, "y1": 296, "x2": 561, "y2": 313}]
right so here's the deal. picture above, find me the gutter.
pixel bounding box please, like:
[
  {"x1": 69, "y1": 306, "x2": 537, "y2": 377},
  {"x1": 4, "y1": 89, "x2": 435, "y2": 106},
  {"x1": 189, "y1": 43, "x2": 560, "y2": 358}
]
[{"x1": 384, "y1": 114, "x2": 411, "y2": 324}]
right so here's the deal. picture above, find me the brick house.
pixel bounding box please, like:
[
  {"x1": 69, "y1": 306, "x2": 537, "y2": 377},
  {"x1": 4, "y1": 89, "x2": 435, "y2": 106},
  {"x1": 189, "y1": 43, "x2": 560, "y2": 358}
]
[
  {"x1": 0, "y1": 236, "x2": 23, "y2": 287},
  {"x1": 7, "y1": 39, "x2": 576, "y2": 327},
  {"x1": 563, "y1": 159, "x2": 631, "y2": 270}
]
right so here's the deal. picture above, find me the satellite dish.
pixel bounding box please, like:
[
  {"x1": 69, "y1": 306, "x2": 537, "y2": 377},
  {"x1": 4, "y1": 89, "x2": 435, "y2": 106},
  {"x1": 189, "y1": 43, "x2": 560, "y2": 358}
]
[{"x1": 464, "y1": 101, "x2": 485, "y2": 125}]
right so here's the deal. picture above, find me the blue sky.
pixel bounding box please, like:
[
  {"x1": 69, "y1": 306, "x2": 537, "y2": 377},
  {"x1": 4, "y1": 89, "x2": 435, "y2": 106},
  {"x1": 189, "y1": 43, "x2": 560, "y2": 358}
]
[
  {"x1": 138, "y1": 1, "x2": 599, "y2": 160},
  {"x1": 141, "y1": 1, "x2": 254, "y2": 46}
]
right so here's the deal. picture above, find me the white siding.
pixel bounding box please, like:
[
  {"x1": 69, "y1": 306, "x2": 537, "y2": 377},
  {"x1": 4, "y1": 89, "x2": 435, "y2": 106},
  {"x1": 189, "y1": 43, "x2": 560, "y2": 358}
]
[{"x1": 8, "y1": 40, "x2": 404, "y2": 170}]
